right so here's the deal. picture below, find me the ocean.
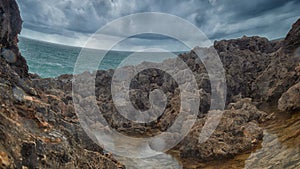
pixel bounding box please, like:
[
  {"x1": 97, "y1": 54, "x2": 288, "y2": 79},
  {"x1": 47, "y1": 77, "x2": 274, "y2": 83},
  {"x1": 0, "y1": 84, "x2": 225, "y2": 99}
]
[{"x1": 18, "y1": 37, "x2": 183, "y2": 78}]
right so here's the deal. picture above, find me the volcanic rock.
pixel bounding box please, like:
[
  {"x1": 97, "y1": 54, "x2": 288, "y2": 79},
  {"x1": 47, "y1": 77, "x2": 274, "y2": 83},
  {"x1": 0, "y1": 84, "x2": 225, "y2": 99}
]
[
  {"x1": 174, "y1": 98, "x2": 267, "y2": 161},
  {"x1": 1, "y1": 0, "x2": 300, "y2": 167},
  {"x1": 284, "y1": 18, "x2": 300, "y2": 54},
  {"x1": 278, "y1": 82, "x2": 300, "y2": 112},
  {"x1": 0, "y1": 0, "x2": 28, "y2": 78},
  {"x1": 0, "y1": 1, "x2": 124, "y2": 168}
]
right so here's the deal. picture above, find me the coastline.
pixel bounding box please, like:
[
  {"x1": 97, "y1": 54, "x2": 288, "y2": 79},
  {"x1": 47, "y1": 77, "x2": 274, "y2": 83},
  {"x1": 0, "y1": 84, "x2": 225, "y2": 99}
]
[{"x1": 0, "y1": 0, "x2": 300, "y2": 168}]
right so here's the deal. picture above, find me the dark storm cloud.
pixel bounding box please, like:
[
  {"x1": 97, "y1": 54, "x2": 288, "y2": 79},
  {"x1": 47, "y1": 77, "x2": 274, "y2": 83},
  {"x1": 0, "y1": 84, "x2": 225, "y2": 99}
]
[
  {"x1": 190, "y1": 0, "x2": 300, "y2": 39},
  {"x1": 219, "y1": 0, "x2": 289, "y2": 20},
  {"x1": 16, "y1": 0, "x2": 300, "y2": 48}
]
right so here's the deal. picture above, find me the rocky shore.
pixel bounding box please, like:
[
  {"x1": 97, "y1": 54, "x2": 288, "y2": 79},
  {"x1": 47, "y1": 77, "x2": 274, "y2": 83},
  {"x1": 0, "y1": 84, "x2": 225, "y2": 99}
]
[{"x1": 0, "y1": 0, "x2": 300, "y2": 168}]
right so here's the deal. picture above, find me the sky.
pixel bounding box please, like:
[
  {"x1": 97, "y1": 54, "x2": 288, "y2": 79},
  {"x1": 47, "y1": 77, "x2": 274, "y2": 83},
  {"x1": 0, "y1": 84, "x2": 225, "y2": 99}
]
[{"x1": 16, "y1": 0, "x2": 300, "y2": 51}]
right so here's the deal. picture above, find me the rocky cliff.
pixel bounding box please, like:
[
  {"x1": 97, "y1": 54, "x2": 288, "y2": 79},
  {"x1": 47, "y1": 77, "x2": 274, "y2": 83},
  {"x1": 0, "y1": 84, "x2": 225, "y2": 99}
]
[
  {"x1": 31, "y1": 18, "x2": 300, "y2": 164},
  {"x1": 0, "y1": 1, "x2": 123, "y2": 168},
  {"x1": 0, "y1": 0, "x2": 27, "y2": 78},
  {"x1": 0, "y1": 0, "x2": 300, "y2": 168}
]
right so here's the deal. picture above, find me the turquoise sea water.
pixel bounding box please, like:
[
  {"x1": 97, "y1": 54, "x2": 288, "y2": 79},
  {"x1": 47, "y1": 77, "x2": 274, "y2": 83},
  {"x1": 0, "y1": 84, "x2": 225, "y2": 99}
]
[{"x1": 18, "y1": 37, "x2": 184, "y2": 78}]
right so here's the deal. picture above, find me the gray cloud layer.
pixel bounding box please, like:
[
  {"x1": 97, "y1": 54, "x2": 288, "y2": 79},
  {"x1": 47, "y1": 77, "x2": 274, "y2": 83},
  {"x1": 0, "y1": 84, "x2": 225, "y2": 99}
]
[{"x1": 16, "y1": 0, "x2": 300, "y2": 50}]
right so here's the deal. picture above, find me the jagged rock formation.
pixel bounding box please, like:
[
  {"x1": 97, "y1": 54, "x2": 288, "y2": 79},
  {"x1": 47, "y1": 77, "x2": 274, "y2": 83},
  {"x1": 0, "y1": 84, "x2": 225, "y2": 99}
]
[
  {"x1": 276, "y1": 30, "x2": 300, "y2": 113},
  {"x1": 278, "y1": 82, "x2": 300, "y2": 112},
  {"x1": 0, "y1": 0, "x2": 28, "y2": 78},
  {"x1": 28, "y1": 18, "x2": 300, "y2": 165},
  {"x1": 0, "y1": 0, "x2": 300, "y2": 168},
  {"x1": 284, "y1": 19, "x2": 300, "y2": 54},
  {"x1": 175, "y1": 98, "x2": 267, "y2": 161},
  {"x1": 0, "y1": 1, "x2": 123, "y2": 168},
  {"x1": 252, "y1": 19, "x2": 300, "y2": 107}
]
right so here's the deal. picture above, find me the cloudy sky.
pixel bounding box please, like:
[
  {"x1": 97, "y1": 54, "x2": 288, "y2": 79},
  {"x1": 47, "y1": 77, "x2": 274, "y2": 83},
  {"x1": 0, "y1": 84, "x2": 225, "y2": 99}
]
[{"x1": 16, "y1": 0, "x2": 300, "y2": 51}]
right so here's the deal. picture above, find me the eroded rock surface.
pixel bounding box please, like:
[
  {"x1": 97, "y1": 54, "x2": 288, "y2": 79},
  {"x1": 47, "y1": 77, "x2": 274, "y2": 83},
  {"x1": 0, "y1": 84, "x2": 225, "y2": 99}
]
[
  {"x1": 0, "y1": 0, "x2": 28, "y2": 78},
  {"x1": 252, "y1": 19, "x2": 300, "y2": 106},
  {"x1": 278, "y1": 82, "x2": 300, "y2": 112},
  {"x1": 30, "y1": 18, "x2": 300, "y2": 165},
  {"x1": 1, "y1": 0, "x2": 300, "y2": 168},
  {"x1": 284, "y1": 18, "x2": 300, "y2": 54},
  {"x1": 174, "y1": 98, "x2": 267, "y2": 161},
  {"x1": 0, "y1": 1, "x2": 123, "y2": 169}
]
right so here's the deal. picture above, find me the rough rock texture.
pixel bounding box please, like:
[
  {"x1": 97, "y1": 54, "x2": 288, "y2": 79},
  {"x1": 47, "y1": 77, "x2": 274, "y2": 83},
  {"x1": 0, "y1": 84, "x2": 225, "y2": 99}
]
[
  {"x1": 278, "y1": 82, "x2": 300, "y2": 112},
  {"x1": 214, "y1": 36, "x2": 278, "y2": 103},
  {"x1": 0, "y1": 82, "x2": 123, "y2": 168},
  {"x1": 173, "y1": 34, "x2": 286, "y2": 108},
  {"x1": 0, "y1": 1, "x2": 123, "y2": 169},
  {"x1": 175, "y1": 98, "x2": 267, "y2": 161},
  {"x1": 284, "y1": 18, "x2": 300, "y2": 54},
  {"x1": 1, "y1": 0, "x2": 300, "y2": 168},
  {"x1": 30, "y1": 18, "x2": 300, "y2": 164},
  {"x1": 28, "y1": 52, "x2": 269, "y2": 164},
  {"x1": 0, "y1": 61, "x2": 123, "y2": 168},
  {"x1": 0, "y1": 0, "x2": 28, "y2": 78},
  {"x1": 252, "y1": 19, "x2": 300, "y2": 106},
  {"x1": 277, "y1": 60, "x2": 300, "y2": 113}
]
